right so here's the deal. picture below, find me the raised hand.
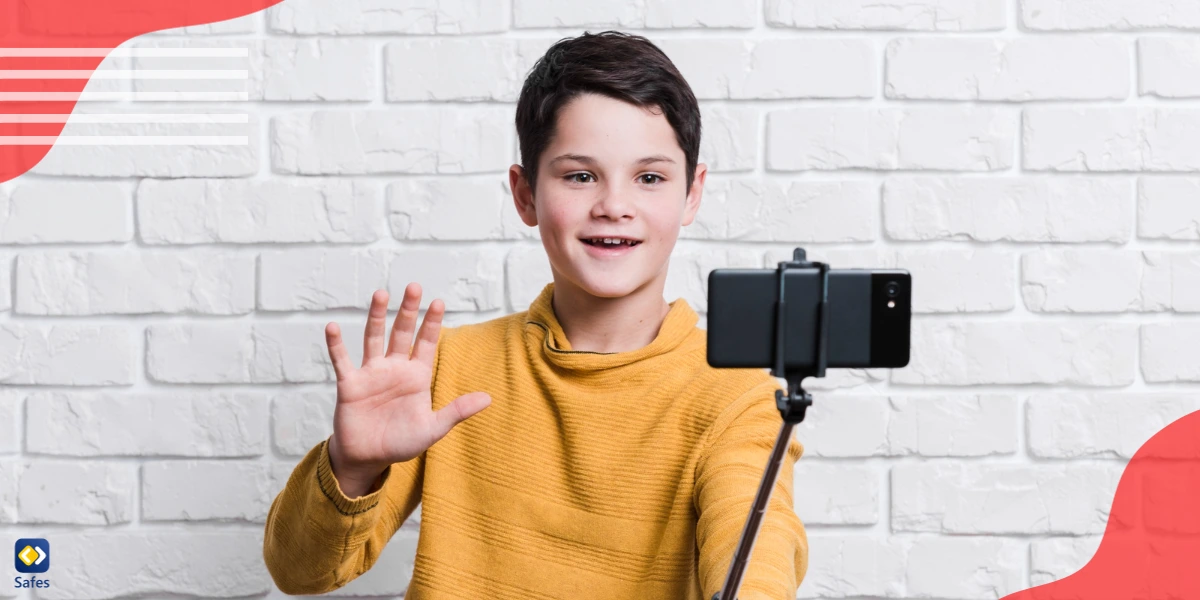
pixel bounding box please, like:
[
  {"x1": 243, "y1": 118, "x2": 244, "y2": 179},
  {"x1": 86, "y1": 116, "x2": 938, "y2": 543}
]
[{"x1": 324, "y1": 282, "x2": 491, "y2": 497}]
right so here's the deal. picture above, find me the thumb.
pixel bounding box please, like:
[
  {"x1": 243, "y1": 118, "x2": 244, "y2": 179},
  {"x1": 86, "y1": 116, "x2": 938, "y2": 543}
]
[{"x1": 431, "y1": 392, "x2": 492, "y2": 442}]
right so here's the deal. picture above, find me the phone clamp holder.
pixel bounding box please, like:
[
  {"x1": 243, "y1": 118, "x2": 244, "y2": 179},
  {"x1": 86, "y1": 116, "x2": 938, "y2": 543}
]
[{"x1": 713, "y1": 247, "x2": 829, "y2": 600}]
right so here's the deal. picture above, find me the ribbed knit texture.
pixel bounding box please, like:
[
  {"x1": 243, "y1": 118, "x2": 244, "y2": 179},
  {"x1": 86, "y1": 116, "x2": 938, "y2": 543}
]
[{"x1": 263, "y1": 281, "x2": 808, "y2": 599}]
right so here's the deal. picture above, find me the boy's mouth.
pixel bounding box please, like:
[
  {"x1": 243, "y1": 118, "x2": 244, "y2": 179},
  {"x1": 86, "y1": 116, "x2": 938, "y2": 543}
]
[
  {"x1": 580, "y1": 236, "x2": 642, "y2": 256},
  {"x1": 581, "y1": 237, "x2": 642, "y2": 248}
]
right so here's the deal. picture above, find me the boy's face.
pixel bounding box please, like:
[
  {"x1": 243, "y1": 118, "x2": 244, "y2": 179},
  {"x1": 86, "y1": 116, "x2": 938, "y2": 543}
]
[{"x1": 510, "y1": 92, "x2": 705, "y2": 300}]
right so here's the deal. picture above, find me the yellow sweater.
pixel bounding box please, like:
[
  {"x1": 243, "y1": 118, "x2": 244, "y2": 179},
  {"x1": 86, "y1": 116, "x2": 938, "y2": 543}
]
[{"x1": 263, "y1": 282, "x2": 808, "y2": 599}]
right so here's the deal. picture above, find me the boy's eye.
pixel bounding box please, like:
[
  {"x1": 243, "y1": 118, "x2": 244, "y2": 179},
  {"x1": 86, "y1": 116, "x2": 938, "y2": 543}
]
[
  {"x1": 639, "y1": 174, "x2": 664, "y2": 185},
  {"x1": 566, "y1": 173, "x2": 594, "y2": 183}
]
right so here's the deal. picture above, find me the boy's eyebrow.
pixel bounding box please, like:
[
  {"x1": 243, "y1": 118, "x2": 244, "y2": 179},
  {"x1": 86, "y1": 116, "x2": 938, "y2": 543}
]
[{"x1": 548, "y1": 153, "x2": 677, "y2": 167}]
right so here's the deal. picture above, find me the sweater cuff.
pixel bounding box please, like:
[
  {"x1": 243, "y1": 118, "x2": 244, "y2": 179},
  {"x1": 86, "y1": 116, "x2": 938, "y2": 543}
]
[{"x1": 315, "y1": 437, "x2": 391, "y2": 516}]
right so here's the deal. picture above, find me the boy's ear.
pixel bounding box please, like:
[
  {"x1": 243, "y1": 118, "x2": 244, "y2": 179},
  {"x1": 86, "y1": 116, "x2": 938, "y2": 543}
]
[
  {"x1": 681, "y1": 162, "x2": 707, "y2": 227},
  {"x1": 509, "y1": 164, "x2": 538, "y2": 226}
]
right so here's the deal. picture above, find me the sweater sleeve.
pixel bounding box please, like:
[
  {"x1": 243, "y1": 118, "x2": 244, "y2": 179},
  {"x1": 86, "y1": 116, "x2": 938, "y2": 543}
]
[
  {"x1": 262, "y1": 437, "x2": 424, "y2": 594},
  {"x1": 694, "y1": 378, "x2": 808, "y2": 600}
]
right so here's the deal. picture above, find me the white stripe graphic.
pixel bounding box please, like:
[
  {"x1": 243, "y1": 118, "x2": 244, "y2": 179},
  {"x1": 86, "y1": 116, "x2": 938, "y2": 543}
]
[
  {"x1": 0, "y1": 48, "x2": 249, "y2": 57},
  {"x1": 0, "y1": 136, "x2": 248, "y2": 145},
  {"x1": 0, "y1": 69, "x2": 248, "y2": 79},
  {"x1": 0, "y1": 91, "x2": 249, "y2": 101},
  {"x1": 0, "y1": 113, "x2": 249, "y2": 123}
]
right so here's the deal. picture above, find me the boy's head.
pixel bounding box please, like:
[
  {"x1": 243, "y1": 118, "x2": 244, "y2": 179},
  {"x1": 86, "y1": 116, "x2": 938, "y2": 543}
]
[{"x1": 510, "y1": 30, "x2": 706, "y2": 302}]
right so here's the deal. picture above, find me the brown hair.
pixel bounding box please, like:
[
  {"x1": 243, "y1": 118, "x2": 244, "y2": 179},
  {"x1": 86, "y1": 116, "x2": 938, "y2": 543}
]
[{"x1": 515, "y1": 30, "x2": 702, "y2": 197}]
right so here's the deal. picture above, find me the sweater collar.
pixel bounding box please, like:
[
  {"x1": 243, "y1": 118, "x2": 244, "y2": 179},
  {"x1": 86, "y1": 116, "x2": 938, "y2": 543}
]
[{"x1": 524, "y1": 282, "x2": 699, "y2": 371}]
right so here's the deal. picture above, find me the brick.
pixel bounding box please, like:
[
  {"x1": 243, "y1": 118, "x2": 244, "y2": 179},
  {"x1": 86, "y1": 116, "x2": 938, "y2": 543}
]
[
  {"x1": 793, "y1": 396, "x2": 889, "y2": 457},
  {"x1": 894, "y1": 321, "x2": 1137, "y2": 386},
  {"x1": 1030, "y1": 537, "x2": 1102, "y2": 586},
  {"x1": 1023, "y1": 0, "x2": 1200, "y2": 30},
  {"x1": 787, "y1": 247, "x2": 1016, "y2": 314},
  {"x1": 146, "y1": 323, "x2": 334, "y2": 383},
  {"x1": 797, "y1": 536, "x2": 904, "y2": 598},
  {"x1": 258, "y1": 248, "x2": 389, "y2": 311},
  {"x1": 142, "y1": 460, "x2": 295, "y2": 522},
  {"x1": 884, "y1": 176, "x2": 1134, "y2": 242},
  {"x1": 892, "y1": 463, "x2": 1124, "y2": 534},
  {"x1": 514, "y1": 0, "x2": 645, "y2": 27},
  {"x1": 0, "y1": 325, "x2": 133, "y2": 385},
  {"x1": 1027, "y1": 393, "x2": 1200, "y2": 459},
  {"x1": 768, "y1": 108, "x2": 1015, "y2": 171},
  {"x1": 697, "y1": 105, "x2": 759, "y2": 172},
  {"x1": 0, "y1": 181, "x2": 130, "y2": 243},
  {"x1": 388, "y1": 177, "x2": 533, "y2": 241},
  {"x1": 25, "y1": 391, "x2": 268, "y2": 456},
  {"x1": 385, "y1": 39, "x2": 551, "y2": 102},
  {"x1": 653, "y1": 39, "x2": 750, "y2": 100},
  {"x1": 1138, "y1": 177, "x2": 1200, "y2": 240},
  {"x1": 16, "y1": 461, "x2": 135, "y2": 524},
  {"x1": 389, "y1": 247, "x2": 504, "y2": 311},
  {"x1": 271, "y1": 108, "x2": 512, "y2": 175},
  {"x1": 792, "y1": 463, "x2": 879, "y2": 525},
  {"x1": 43, "y1": 531, "x2": 272, "y2": 597},
  {"x1": 0, "y1": 253, "x2": 10, "y2": 312},
  {"x1": 0, "y1": 391, "x2": 18, "y2": 453},
  {"x1": 272, "y1": 391, "x2": 334, "y2": 456},
  {"x1": 507, "y1": 245, "x2": 554, "y2": 312},
  {"x1": 665, "y1": 247, "x2": 762, "y2": 313},
  {"x1": 657, "y1": 39, "x2": 874, "y2": 99},
  {"x1": 682, "y1": 179, "x2": 877, "y2": 242},
  {"x1": 262, "y1": 39, "x2": 376, "y2": 101},
  {"x1": 887, "y1": 395, "x2": 1018, "y2": 456},
  {"x1": 515, "y1": 0, "x2": 760, "y2": 29},
  {"x1": 887, "y1": 37, "x2": 1129, "y2": 100},
  {"x1": 1024, "y1": 108, "x2": 1200, "y2": 172},
  {"x1": 0, "y1": 461, "x2": 15, "y2": 522},
  {"x1": 16, "y1": 250, "x2": 255, "y2": 315},
  {"x1": 137, "y1": 178, "x2": 382, "y2": 244},
  {"x1": 767, "y1": 0, "x2": 1006, "y2": 30},
  {"x1": 1139, "y1": 38, "x2": 1200, "y2": 97},
  {"x1": 268, "y1": 0, "x2": 505, "y2": 34},
  {"x1": 1142, "y1": 323, "x2": 1200, "y2": 382},
  {"x1": 1021, "y1": 250, "x2": 1174, "y2": 312},
  {"x1": 906, "y1": 537, "x2": 1025, "y2": 598},
  {"x1": 647, "y1": 0, "x2": 758, "y2": 28}
]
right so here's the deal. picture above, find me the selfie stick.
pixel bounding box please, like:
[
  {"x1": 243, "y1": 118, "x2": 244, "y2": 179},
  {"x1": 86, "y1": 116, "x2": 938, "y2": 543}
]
[{"x1": 713, "y1": 247, "x2": 828, "y2": 600}]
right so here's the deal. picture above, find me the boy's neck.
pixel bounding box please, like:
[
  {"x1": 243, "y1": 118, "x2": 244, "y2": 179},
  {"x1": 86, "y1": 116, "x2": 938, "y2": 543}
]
[{"x1": 549, "y1": 278, "x2": 672, "y2": 354}]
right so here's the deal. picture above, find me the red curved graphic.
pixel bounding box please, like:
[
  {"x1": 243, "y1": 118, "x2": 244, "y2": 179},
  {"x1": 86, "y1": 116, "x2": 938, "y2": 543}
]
[
  {"x1": 0, "y1": 0, "x2": 281, "y2": 183},
  {"x1": 1002, "y1": 409, "x2": 1200, "y2": 600}
]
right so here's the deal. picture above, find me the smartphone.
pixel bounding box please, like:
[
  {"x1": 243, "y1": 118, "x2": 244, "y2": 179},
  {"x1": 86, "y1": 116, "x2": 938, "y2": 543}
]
[{"x1": 706, "y1": 267, "x2": 911, "y2": 370}]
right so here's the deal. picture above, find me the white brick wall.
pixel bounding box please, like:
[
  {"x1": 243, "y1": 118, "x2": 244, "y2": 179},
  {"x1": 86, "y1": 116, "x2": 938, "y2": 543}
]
[{"x1": 1, "y1": 0, "x2": 1196, "y2": 598}]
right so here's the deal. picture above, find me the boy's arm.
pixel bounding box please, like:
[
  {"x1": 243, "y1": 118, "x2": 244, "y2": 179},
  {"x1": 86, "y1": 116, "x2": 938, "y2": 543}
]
[
  {"x1": 262, "y1": 436, "x2": 424, "y2": 595},
  {"x1": 694, "y1": 379, "x2": 808, "y2": 600}
]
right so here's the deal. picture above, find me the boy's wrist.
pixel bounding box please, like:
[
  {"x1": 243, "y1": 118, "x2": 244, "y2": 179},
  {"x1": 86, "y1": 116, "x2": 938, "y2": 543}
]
[{"x1": 326, "y1": 436, "x2": 387, "y2": 498}]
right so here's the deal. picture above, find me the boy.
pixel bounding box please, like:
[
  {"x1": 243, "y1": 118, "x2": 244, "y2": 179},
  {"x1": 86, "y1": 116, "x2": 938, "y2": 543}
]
[{"x1": 263, "y1": 30, "x2": 808, "y2": 599}]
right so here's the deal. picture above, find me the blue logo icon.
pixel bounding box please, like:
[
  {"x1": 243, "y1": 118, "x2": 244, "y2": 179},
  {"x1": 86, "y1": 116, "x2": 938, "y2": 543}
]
[{"x1": 14, "y1": 539, "x2": 49, "y2": 573}]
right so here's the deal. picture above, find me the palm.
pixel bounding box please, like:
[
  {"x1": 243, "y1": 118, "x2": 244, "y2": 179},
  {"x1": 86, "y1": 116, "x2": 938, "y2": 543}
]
[{"x1": 324, "y1": 283, "x2": 491, "y2": 474}]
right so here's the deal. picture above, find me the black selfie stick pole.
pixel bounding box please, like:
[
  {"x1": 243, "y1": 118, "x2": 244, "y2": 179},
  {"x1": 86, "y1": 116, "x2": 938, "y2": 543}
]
[{"x1": 712, "y1": 247, "x2": 829, "y2": 600}]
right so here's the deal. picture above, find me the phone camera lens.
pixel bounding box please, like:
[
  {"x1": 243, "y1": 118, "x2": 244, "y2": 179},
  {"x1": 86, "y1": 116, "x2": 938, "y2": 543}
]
[{"x1": 885, "y1": 281, "x2": 900, "y2": 298}]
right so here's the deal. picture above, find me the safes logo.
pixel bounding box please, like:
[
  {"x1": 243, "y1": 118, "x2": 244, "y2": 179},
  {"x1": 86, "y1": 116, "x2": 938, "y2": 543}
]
[
  {"x1": 13, "y1": 538, "x2": 50, "y2": 590},
  {"x1": 14, "y1": 539, "x2": 48, "y2": 573}
]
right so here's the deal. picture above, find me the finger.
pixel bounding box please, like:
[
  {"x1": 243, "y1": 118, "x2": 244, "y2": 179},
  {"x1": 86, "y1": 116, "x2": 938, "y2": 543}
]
[
  {"x1": 411, "y1": 297, "x2": 445, "y2": 367},
  {"x1": 386, "y1": 282, "x2": 421, "y2": 358},
  {"x1": 325, "y1": 322, "x2": 353, "y2": 382},
  {"x1": 362, "y1": 289, "x2": 389, "y2": 365},
  {"x1": 430, "y1": 392, "x2": 491, "y2": 442}
]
